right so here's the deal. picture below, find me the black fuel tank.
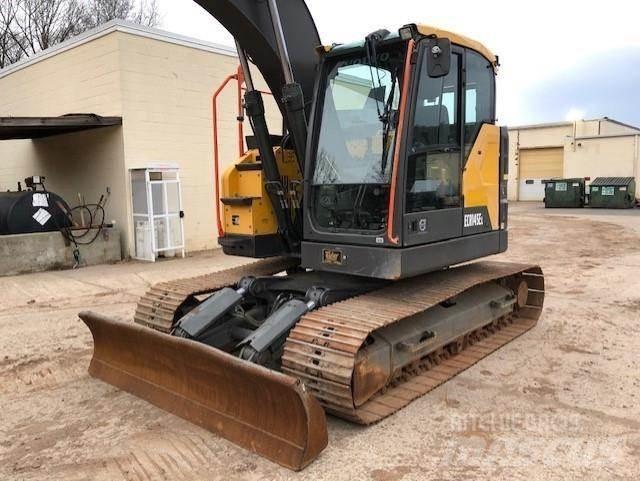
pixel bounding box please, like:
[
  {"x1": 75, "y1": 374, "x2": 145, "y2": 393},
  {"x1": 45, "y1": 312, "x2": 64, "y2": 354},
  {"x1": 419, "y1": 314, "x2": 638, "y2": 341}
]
[{"x1": 0, "y1": 190, "x2": 71, "y2": 235}]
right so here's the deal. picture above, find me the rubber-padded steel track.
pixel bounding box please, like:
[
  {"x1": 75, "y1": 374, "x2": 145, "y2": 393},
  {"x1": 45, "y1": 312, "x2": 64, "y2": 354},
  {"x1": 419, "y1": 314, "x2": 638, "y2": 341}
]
[
  {"x1": 281, "y1": 261, "x2": 544, "y2": 423},
  {"x1": 134, "y1": 257, "x2": 297, "y2": 332}
]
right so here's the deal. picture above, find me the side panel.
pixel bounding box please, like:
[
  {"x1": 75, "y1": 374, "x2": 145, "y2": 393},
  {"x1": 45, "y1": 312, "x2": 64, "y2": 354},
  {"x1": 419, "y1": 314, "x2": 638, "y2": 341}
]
[
  {"x1": 219, "y1": 148, "x2": 300, "y2": 258},
  {"x1": 404, "y1": 208, "x2": 463, "y2": 245},
  {"x1": 462, "y1": 124, "x2": 500, "y2": 234},
  {"x1": 301, "y1": 230, "x2": 504, "y2": 280},
  {"x1": 221, "y1": 151, "x2": 272, "y2": 236}
]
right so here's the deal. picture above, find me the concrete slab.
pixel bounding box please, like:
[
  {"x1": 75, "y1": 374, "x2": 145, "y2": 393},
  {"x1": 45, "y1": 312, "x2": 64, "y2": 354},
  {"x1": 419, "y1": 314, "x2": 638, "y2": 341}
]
[{"x1": 1, "y1": 206, "x2": 639, "y2": 481}]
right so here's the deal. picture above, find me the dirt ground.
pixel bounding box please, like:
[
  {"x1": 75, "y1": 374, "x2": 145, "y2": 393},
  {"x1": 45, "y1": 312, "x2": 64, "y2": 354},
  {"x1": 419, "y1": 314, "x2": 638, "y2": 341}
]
[{"x1": 1, "y1": 202, "x2": 639, "y2": 481}]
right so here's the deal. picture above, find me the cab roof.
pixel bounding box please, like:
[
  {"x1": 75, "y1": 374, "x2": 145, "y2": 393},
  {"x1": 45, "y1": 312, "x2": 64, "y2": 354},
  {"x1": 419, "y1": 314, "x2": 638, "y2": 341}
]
[
  {"x1": 322, "y1": 24, "x2": 497, "y2": 67},
  {"x1": 416, "y1": 24, "x2": 497, "y2": 65}
]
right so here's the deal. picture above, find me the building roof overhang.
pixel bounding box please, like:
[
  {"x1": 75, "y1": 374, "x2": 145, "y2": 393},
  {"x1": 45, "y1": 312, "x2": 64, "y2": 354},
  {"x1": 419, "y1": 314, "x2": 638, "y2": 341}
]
[{"x1": 0, "y1": 114, "x2": 122, "y2": 140}]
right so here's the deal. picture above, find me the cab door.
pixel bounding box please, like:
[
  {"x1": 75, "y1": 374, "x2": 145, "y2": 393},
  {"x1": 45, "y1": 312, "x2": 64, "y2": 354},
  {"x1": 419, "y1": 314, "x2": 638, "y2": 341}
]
[{"x1": 402, "y1": 46, "x2": 463, "y2": 247}]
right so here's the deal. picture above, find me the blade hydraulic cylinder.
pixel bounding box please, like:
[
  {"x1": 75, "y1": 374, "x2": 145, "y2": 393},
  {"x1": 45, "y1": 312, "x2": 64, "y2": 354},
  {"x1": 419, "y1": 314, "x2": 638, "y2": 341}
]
[
  {"x1": 237, "y1": 298, "x2": 313, "y2": 365},
  {"x1": 173, "y1": 286, "x2": 246, "y2": 338}
]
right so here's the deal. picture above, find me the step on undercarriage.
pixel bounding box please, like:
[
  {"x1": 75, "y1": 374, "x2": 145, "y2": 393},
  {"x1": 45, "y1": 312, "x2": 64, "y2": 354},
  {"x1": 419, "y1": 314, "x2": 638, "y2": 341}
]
[{"x1": 80, "y1": 259, "x2": 544, "y2": 469}]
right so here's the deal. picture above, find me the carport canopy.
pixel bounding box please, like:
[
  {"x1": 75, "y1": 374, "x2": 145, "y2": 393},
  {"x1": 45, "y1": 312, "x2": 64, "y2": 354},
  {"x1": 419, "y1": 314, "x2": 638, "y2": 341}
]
[{"x1": 0, "y1": 114, "x2": 122, "y2": 140}]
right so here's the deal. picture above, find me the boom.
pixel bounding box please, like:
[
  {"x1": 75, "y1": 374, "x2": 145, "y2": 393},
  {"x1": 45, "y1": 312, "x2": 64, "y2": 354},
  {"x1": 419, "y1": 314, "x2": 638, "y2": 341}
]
[{"x1": 195, "y1": 0, "x2": 321, "y2": 117}]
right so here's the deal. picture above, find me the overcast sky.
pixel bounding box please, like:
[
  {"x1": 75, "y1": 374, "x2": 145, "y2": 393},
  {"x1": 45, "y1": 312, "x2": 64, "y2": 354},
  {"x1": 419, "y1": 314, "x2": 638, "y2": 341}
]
[{"x1": 157, "y1": 0, "x2": 640, "y2": 127}]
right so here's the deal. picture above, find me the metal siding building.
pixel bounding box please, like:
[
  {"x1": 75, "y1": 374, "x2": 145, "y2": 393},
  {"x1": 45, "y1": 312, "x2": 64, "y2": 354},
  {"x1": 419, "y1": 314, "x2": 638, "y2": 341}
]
[
  {"x1": 508, "y1": 118, "x2": 640, "y2": 201},
  {"x1": 0, "y1": 20, "x2": 279, "y2": 258}
]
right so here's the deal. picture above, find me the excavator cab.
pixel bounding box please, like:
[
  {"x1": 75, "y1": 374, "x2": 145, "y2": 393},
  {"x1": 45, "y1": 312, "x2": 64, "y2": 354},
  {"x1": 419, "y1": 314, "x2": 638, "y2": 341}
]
[
  {"x1": 301, "y1": 26, "x2": 508, "y2": 279},
  {"x1": 217, "y1": 21, "x2": 508, "y2": 280}
]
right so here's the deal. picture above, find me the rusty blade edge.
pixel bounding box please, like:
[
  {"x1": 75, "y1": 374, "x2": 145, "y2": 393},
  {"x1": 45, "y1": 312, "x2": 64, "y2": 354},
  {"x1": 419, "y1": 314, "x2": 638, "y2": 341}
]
[
  {"x1": 88, "y1": 358, "x2": 306, "y2": 449},
  {"x1": 79, "y1": 311, "x2": 328, "y2": 471}
]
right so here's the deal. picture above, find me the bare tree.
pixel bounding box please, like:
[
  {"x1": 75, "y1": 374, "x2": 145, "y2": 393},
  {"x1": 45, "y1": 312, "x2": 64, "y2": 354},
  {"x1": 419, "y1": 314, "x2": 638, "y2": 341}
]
[
  {"x1": 83, "y1": 0, "x2": 159, "y2": 29},
  {"x1": 132, "y1": 0, "x2": 160, "y2": 27},
  {"x1": 0, "y1": 0, "x2": 85, "y2": 56},
  {"x1": 0, "y1": 0, "x2": 160, "y2": 68},
  {"x1": 0, "y1": 3, "x2": 24, "y2": 68}
]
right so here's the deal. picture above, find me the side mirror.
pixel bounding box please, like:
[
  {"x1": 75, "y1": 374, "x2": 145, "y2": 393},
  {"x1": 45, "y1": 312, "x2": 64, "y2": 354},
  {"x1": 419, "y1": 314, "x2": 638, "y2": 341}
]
[{"x1": 426, "y1": 37, "x2": 451, "y2": 78}]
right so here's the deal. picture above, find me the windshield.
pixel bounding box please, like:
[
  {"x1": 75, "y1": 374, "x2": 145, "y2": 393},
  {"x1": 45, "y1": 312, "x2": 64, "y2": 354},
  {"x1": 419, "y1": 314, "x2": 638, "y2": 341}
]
[{"x1": 311, "y1": 44, "x2": 405, "y2": 232}]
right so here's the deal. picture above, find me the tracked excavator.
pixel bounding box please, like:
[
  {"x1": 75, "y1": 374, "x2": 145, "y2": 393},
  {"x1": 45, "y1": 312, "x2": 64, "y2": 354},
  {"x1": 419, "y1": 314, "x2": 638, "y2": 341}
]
[{"x1": 80, "y1": 0, "x2": 545, "y2": 470}]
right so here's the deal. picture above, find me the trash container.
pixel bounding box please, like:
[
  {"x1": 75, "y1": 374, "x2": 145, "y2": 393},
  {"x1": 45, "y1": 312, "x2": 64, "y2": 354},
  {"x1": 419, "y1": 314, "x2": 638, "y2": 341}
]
[
  {"x1": 543, "y1": 178, "x2": 585, "y2": 208},
  {"x1": 588, "y1": 177, "x2": 636, "y2": 208}
]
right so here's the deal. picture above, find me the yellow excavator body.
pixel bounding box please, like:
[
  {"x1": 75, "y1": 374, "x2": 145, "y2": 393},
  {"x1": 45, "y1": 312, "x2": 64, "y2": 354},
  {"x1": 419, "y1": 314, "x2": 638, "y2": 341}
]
[{"x1": 80, "y1": 5, "x2": 545, "y2": 471}]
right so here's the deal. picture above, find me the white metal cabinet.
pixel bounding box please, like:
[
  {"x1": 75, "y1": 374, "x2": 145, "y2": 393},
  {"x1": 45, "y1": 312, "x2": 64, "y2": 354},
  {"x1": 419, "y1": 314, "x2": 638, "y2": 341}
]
[{"x1": 131, "y1": 168, "x2": 185, "y2": 261}]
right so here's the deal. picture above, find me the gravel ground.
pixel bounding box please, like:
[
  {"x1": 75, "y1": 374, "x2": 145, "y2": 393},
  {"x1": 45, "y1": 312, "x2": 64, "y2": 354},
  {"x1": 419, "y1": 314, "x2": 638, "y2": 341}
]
[{"x1": 1, "y1": 202, "x2": 639, "y2": 481}]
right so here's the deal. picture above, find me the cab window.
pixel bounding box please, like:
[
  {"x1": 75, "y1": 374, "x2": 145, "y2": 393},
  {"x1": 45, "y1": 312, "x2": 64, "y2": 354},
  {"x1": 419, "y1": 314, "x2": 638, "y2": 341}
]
[
  {"x1": 464, "y1": 50, "x2": 495, "y2": 153},
  {"x1": 406, "y1": 51, "x2": 461, "y2": 213},
  {"x1": 411, "y1": 54, "x2": 459, "y2": 148}
]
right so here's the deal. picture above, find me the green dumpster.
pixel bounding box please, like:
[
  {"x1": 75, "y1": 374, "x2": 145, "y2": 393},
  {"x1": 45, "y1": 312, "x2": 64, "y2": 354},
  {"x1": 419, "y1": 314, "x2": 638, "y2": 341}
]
[
  {"x1": 588, "y1": 177, "x2": 636, "y2": 209},
  {"x1": 543, "y1": 178, "x2": 585, "y2": 208}
]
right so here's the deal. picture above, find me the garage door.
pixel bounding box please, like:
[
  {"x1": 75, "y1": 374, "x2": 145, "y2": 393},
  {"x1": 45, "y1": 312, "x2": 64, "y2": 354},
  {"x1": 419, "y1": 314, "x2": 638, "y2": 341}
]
[{"x1": 518, "y1": 147, "x2": 564, "y2": 201}]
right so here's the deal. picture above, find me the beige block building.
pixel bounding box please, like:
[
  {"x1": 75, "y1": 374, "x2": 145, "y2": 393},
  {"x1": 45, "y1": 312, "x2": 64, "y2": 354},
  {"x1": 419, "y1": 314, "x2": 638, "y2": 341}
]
[
  {"x1": 508, "y1": 118, "x2": 640, "y2": 201},
  {"x1": 0, "y1": 20, "x2": 279, "y2": 258}
]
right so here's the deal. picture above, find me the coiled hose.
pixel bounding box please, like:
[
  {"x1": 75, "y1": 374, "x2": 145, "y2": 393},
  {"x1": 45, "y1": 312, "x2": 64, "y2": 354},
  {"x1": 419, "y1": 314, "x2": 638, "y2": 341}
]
[{"x1": 43, "y1": 185, "x2": 107, "y2": 267}]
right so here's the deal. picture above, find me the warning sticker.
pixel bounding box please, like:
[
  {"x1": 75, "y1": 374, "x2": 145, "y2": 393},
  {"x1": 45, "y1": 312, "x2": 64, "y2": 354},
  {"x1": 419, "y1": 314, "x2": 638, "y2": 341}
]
[
  {"x1": 33, "y1": 208, "x2": 52, "y2": 226},
  {"x1": 32, "y1": 193, "x2": 49, "y2": 207}
]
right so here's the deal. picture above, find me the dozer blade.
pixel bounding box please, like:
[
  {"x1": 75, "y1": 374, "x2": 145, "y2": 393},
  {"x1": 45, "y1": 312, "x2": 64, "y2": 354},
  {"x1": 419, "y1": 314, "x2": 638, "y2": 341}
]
[{"x1": 79, "y1": 311, "x2": 328, "y2": 471}]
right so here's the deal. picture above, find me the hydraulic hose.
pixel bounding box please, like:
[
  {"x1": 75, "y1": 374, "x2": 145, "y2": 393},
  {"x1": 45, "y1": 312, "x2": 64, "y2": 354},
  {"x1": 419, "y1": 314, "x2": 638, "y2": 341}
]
[{"x1": 43, "y1": 183, "x2": 108, "y2": 267}]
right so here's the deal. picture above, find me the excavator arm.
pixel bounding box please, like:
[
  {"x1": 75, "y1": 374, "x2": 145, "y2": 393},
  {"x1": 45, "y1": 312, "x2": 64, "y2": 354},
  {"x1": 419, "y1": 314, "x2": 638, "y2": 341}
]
[
  {"x1": 196, "y1": 0, "x2": 321, "y2": 251},
  {"x1": 195, "y1": 0, "x2": 320, "y2": 118}
]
